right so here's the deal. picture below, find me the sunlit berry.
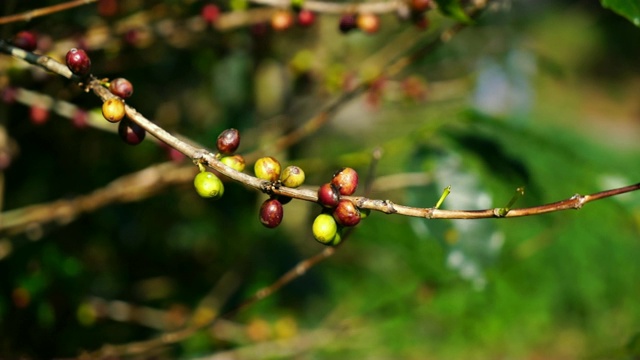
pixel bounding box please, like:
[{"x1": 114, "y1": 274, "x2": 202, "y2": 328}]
[
  {"x1": 357, "y1": 13, "x2": 380, "y2": 34},
  {"x1": 101, "y1": 98, "x2": 125, "y2": 123},
  {"x1": 271, "y1": 10, "x2": 294, "y2": 31}
]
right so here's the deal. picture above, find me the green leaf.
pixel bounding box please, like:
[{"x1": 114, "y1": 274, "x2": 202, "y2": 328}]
[
  {"x1": 435, "y1": 0, "x2": 472, "y2": 23},
  {"x1": 601, "y1": 0, "x2": 640, "y2": 27}
]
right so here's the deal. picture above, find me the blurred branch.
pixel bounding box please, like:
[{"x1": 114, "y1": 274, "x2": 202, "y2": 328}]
[
  {"x1": 0, "y1": 0, "x2": 97, "y2": 25},
  {"x1": 0, "y1": 161, "x2": 193, "y2": 238}
]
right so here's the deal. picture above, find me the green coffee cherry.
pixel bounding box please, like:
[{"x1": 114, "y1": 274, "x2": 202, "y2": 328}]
[
  {"x1": 312, "y1": 213, "x2": 338, "y2": 245},
  {"x1": 280, "y1": 165, "x2": 305, "y2": 188},
  {"x1": 330, "y1": 228, "x2": 344, "y2": 246},
  {"x1": 194, "y1": 171, "x2": 224, "y2": 199},
  {"x1": 221, "y1": 154, "x2": 246, "y2": 172},
  {"x1": 254, "y1": 156, "x2": 281, "y2": 182}
]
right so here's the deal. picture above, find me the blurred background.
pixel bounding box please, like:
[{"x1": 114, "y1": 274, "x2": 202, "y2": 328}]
[{"x1": 1, "y1": 0, "x2": 639, "y2": 358}]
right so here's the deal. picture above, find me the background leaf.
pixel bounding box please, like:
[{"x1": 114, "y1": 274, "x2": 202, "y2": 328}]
[{"x1": 601, "y1": 0, "x2": 640, "y2": 26}]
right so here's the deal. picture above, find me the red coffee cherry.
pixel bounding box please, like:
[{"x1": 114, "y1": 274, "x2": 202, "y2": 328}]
[
  {"x1": 201, "y1": 4, "x2": 220, "y2": 24},
  {"x1": 217, "y1": 128, "x2": 240, "y2": 155},
  {"x1": 297, "y1": 10, "x2": 315, "y2": 27},
  {"x1": 317, "y1": 183, "x2": 340, "y2": 208},
  {"x1": 118, "y1": 118, "x2": 146, "y2": 145},
  {"x1": 65, "y1": 48, "x2": 91, "y2": 77},
  {"x1": 12, "y1": 31, "x2": 37, "y2": 52},
  {"x1": 331, "y1": 167, "x2": 358, "y2": 195},
  {"x1": 29, "y1": 105, "x2": 49, "y2": 125},
  {"x1": 410, "y1": 0, "x2": 433, "y2": 12},
  {"x1": 333, "y1": 200, "x2": 361, "y2": 227},
  {"x1": 71, "y1": 109, "x2": 89, "y2": 129},
  {"x1": 109, "y1": 78, "x2": 134, "y2": 98},
  {"x1": 259, "y1": 198, "x2": 284, "y2": 228}
]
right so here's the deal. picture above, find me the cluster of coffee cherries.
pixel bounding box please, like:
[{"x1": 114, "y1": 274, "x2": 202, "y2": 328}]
[
  {"x1": 313, "y1": 167, "x2": 367, "y2": 246},
  {"x1": 200, "y1": 0, "x2": 433, "y2": 34},
  {"x1": 64, "y1": 47, "x2": 144, "y2": 145},
  {"x1": 255, "y1": 157, "x2": 306, "y2": 229},
  {"x1": 193, "y1": 128, "x2": 246, "y2": 200}
]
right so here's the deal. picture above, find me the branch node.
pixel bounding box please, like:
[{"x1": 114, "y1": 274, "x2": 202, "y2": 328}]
[
  {"x1": 570, "y1": 193, "x2": 586, "y2": 209},
  {"x1": 383, "y1": 200, "x2": 397, "y2": 214}
]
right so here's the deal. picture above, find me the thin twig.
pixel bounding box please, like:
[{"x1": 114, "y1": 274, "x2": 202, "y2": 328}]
[{"x1": 0, "y1": 0, "x2": 98, "y2": 25}]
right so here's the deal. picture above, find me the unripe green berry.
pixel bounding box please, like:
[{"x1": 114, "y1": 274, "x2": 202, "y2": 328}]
[
  {"x1": 221, "y1": 154, "x2": 246, "y2": 172},
  {"x1": 280, "y1": 165, "x2": 305, "y2": 188},
  {"x1": 194, "y1": 171, "x2": 224, "y2": 199},
  {"x1": 330, "y1": 228, "x2": 344, "y2": 246},
  {"x1": 312, "y1": 213, "x2": 338, "y2": 245},
  {"x1": 102, "y1": 98, "x2": 125, "y2": 123},
  {"x1": 254, "y1": 156, "x2": 281, "y2": 182},
  {"x1": 359, "y1": 208, "x2": 371, "y2": 219}
]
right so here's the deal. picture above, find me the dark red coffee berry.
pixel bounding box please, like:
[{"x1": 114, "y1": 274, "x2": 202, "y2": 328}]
[
  {"x1": 98, "y1": 0, "x2": 119, "y2": 17},
  {"x1": 65, "y1": 48, "x2": 91, "y2": 77},
  {"x1": 1, "y1": 87, "x2": 18, "y2": 104},
  {"x1": 109, "y1": 78, "x2": 134, "y2": 98},
  {"x1": 297, "y1": 10, "x2": 315, "y2": 27},
  {"x1": 317, "y1": 183, "x2": 340, "y2": 208},
  {"x1": 339, "y1": 13, "x2": 358, "y2": 33},
  {"x1": 259, "y1": 198, "x2": 284, "y2": 228},
  {"x1": 201, "y1": 4, "x2": 220, "y2": 24},
  {"x1": 331, "y1": 167, "x2": 358, "y2": 196},
  {"x1": 13, "y1": 31, "x2": 37, "y2": 52},
  {"x1": 118, "y1": 118, "x2": 146, "y2": 145},
  {"x1": 71, "y1": 109, "x2": 89, "y2": 129},
  {"x1": 333, "y1": 200, "x2": 361, "y2": 227},
  {"x1": 410, "y1": 0, "x2": 433, "y2": 12},
  {"x1": 277, "y1": 195, "x2": 292, "y2": 205},
  {"x1": 217, "y1": 128, "x2": 240, "y2": 155}
]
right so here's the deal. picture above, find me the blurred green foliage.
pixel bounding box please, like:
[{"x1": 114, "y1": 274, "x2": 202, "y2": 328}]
[{"x1": 1, "y1": 0, "x2": 639, "y2": 358}]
